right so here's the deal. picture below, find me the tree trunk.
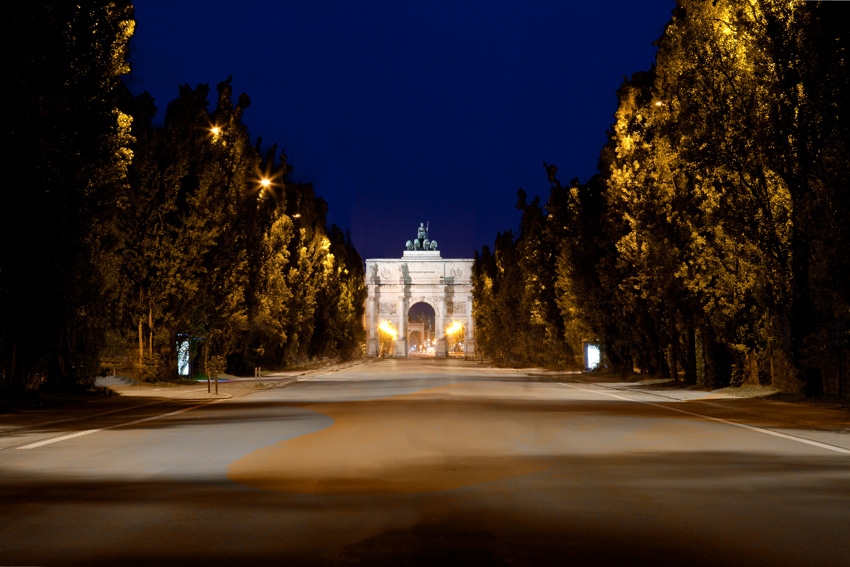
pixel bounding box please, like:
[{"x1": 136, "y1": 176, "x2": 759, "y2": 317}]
[
  {"x1": 7, "y1": 341, "x2": 18, "y2": 391},
  {"x1": 701, "y1": 325, "x2": 733, "y2": 389},
  {"x1": 138, "y1": 289, "x2": 144, "y2": 379},
  {"x1": 769, "y1": 348, "x2": 775, "y2": 386},
  {"x1": 658, "y1": 344, "x2": 670, "y2": 379},
  {"x1": 669, "y1": 311, "x2": 679, "y2": 381},
  {"x1": 148, "y1": 307, "x2": 153, "y2": 359},
  {"x1": 684, "y1": 326, "x2": 697, "y2": 384},
  {"x1": 838, "y1": 322, "x2": 845, "y2": 398},
  {"x1": 138, "y1": 317, "x2": 143, "y2": 379}
]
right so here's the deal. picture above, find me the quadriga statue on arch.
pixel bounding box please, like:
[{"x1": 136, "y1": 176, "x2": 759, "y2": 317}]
[{"x1": 407, "y1": 222, "x2": 437, "y2": 251}]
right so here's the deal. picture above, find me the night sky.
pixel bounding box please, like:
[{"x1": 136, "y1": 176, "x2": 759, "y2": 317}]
[{"x1": 125, "y1": 0, "x2": 676, "y2": 261}]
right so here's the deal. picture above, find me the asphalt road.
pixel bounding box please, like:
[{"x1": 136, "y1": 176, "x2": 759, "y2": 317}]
[{"x1": 1, "y1": 358, "x2": 848, "y2": 566}]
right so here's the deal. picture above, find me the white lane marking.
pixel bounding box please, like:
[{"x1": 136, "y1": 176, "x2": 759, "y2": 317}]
[
  {"x1": 0, "y1": 400, "x2": 167, "y2": 435},
  {"x1": 150, "y1": 386, "x2": 210, "y2": 392},
  {"x1": 559, "y1": 382, "x2": 850, "y2": 455},
  {"x1": 17, "y1": 399, "x2": 226, "y2": 450}
]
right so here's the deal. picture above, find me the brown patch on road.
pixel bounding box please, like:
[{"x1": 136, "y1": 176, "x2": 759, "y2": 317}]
[{"x1": 227, "y1": 382, "x2": 555, "y2": 495}]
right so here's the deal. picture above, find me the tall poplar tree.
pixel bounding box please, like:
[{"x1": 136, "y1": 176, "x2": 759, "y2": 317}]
[
  {"x1": 481, "y1": 0, "x2": 847, "y2": 395},
  {"x1": 2, "y1": 1, "x2": 135, "y2": 391}
]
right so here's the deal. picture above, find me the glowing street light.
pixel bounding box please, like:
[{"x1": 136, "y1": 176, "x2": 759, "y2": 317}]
[
  {"x1": 377, "y1": 320, "x2": 399, "y2": 357},
  {"x1": 446, "y1": 321, "x2": 464, "y2": 336},
  {"x1": 378, "y1": 321, "x2": 398, "y2": 339},
  {"x1": 209, "y1": 126, "x2": 224, "y2": 145},
  {"x1": 260, "y1": 178, "x2": 271, "y2": 189},
  {"x1": 445, "y1": 321, "x2": 465, "y2": 358}
]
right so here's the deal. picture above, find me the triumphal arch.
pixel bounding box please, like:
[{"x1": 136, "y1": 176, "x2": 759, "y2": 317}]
[{"x1": 365, "y1": 223, "x2": 476, "y2": 358}]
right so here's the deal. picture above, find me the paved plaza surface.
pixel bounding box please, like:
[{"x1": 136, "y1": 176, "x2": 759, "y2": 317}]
[{"x1": 1, "y1": 358, "x2": 848, "y2": 566}]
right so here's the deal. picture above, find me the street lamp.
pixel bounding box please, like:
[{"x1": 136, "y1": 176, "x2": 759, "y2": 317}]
[
  {"x1": 446, "y1": 321, "x2": 464, "y2": 336},
  {"x1": 378, "y1": 320, "x2": 398, "y2": 357},
  {"x1": 446, "y1": 321, "x2": 464, "y2": 357}
]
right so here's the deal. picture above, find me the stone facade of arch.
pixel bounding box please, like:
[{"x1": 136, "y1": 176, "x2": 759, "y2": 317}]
[{"x1": 365, "y1": 249, "x2": 476, "y2": 358}]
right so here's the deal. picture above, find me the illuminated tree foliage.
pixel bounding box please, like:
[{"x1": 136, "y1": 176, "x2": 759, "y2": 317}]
[
  {"x1": 118, "y1": 78, "x2": 261, "y2": 379},
  {"x1": 471, "y1": 190, "x2": 575, "y2": 367},
  {"x1": 1, "y1": 2, "x2": 366, "y2": 392},
  {"x1": 120, "y1": 82, "x2": 366, "y2": 379},
  {"x1": 476, "y1": 0, "x2": 848, "y2": 395},
  {"x1": 2, "y1": 1, "x2": 136, "y2": 391}
]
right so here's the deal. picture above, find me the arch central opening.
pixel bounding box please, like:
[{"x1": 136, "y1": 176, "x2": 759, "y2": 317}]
[{"x1": 407, "y1": 302, "x2": 436, "y2": 357}]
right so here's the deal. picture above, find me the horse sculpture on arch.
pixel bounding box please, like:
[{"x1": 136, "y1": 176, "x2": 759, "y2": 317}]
[{"x1": 405, "y1": 222, "x2": 438, "y2": 251}]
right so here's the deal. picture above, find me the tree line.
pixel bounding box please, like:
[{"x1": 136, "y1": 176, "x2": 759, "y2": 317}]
[
  {"x1": 473, "y1": 0, "x2": 848, "y2": 397},
  {"x1": 2, "y1": 2, "x2": 366, "y2": 393}
]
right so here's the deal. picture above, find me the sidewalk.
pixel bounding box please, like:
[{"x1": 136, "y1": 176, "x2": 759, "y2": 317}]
[
  {"x1": 0, "y1": 359, "x2": 371, "y2": 440},
  {"x1": 104, "y1": 374, "x2": 296, "y2": 401},
  {"x1": 100, "y1": 357, "x2": 374, "y2": 400}
]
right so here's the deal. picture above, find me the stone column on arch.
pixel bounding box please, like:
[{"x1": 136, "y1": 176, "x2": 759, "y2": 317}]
[
  {"x1": 465, "y1": 293, "x2": 476, "y2": 358},
  {"x1": 367, "y1": 286, "x2": 378, "y2": 357},
  {"x1": 395, "y1": 293, "x2": 408, "y2": 357},
  {"x1": 436, "y1": 291, "x2": 447, "y2": 357}
]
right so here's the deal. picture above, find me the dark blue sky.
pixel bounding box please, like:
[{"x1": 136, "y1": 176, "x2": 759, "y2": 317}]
[{"x1": 125, "y1": 0, "x2": 675, "y2": 260}]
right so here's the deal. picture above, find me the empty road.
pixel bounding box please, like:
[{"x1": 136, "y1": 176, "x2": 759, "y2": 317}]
[{"x1": 1, "y1": 358, "x2": 848, "y2": 566}]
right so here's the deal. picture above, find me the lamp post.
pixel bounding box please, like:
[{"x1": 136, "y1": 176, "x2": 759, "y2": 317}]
[{"x1": 446, "y1": 320, "x2": 464, "y2": 357}]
